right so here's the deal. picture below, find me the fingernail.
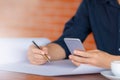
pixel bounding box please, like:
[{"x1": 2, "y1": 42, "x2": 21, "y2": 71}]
[
  {"x1": 74, "y1": 50, "x2": 78, "y2": 54},
  {"x1": 69, "y1": 55, "x2": 72, "y2": 59}
]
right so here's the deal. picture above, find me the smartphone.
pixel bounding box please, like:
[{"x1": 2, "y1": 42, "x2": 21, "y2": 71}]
[{"x1": 64, "y1": 38, "x2": 85, "y2": 54}]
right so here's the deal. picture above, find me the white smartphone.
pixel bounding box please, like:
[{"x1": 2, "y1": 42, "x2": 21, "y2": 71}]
[{"x1": 64, "y1": 38, "x2": 85, "y2": 54}]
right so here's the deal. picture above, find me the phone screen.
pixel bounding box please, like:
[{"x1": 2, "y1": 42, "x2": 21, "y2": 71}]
[{"x1": 64, "y1": 38, "x2": 85, "y2": 54}]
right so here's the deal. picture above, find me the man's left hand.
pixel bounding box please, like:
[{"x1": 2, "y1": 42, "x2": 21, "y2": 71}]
[{"x1": 69, "y1": 50, "x2": 117, "y2": 69}]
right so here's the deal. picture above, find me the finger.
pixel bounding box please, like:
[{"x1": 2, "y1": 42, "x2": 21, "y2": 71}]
[
  {"x1": 42, "y1": 47, "x2": 48, "y2": 55},
  {"x1": 87, "y1": 49, "x2": 99, "y2": 53},
  {"x1": 34, "y1": 54, "x2": 50, "y2": 62},
  {"x1": 34, "y1": 54, "x2": 45, "y2": 60},
  {"x1": 73, "y1": 50, "x2": 92, "y2": 58},
  {"x1": 28, "y1": 55, "x2": 41, "y2": 65},
  {"x1": 30, "y1": 59, "x2": 46, "y2": 65},
  {"x1": 87, "y1": 49, "x2": 107, "y2": 55},
  {"x1": 69, "y1": 55, "x2": 90, "y2": 64},
  {"x1": 33, "y1": 54, "x2": 47, "y2": 65},
  {"x1": 32, "y1": 49, "x2": 45, "y2": 55},
  {"x1": 34, "y1": 58, "x2": 46, "y2": 64},
  {"x1": 71, "y1": 60, "x2": 81, "y2": 66}
]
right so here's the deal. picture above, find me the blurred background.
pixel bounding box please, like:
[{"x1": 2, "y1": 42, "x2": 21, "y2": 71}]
[{"x1": 0, "y1": 0, "x2": 96, "y2": 50}]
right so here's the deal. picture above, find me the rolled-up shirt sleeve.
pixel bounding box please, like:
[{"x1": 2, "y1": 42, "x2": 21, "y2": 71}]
[{"x1": 53, "y1": 0, "x2": 91, "y2": 59}]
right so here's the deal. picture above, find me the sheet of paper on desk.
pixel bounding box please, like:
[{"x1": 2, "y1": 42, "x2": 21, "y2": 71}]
[
  {"x1": 0, "y1": 60, "x2": 105, "y2": 76},
  {"x1": 0, "y1": 38, "x2": 50, "y2": 65}
]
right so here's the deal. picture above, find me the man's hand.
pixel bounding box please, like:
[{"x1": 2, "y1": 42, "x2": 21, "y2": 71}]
[
  {"x1": 27, "y1": 45, "x2": 50, "y2": 65},
  {"x1": 27, "y1": 43, "x2": 66, "y2": 65},
  {"x1": 69, "y1": 50, "x2": 117, "y2": 69}
]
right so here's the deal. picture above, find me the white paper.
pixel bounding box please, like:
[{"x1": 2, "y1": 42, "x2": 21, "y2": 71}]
[
  {"x1": 0, "y1": 38, "x2": 50, "y2": 64},
  {"x1": 0, "y1": 60, "x2": 105, "y2": 76}
]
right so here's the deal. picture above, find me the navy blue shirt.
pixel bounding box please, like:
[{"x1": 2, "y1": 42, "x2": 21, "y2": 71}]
[{"x1": 53, "y1": 0, "x2": 120, "y2": 58}]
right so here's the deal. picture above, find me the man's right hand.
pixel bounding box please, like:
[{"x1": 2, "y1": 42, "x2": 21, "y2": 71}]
[{"x1": 27, "y1": 45, "x2": 50, "y2": 65}]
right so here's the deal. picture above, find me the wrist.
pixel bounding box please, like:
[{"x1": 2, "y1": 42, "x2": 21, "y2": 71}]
[
  {"x1": 45, "y1": 43, "x2": 66, "y2": 60},
  {"x1": 112, "y1": 55, "x2": 120, "y2": 61}
]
